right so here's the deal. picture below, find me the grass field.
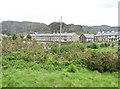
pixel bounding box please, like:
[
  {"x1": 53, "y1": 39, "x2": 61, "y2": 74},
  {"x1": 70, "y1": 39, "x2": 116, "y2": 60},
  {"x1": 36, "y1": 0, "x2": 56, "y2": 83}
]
[{"x1": 2, "y1": 60, "x2": 118, "y2": 87}]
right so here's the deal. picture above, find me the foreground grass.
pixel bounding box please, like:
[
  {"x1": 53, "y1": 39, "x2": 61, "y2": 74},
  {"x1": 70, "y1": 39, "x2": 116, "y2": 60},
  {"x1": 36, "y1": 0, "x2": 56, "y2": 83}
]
[
  {"x1": 85, "y1": 47, "x2": 118, "y2": 53},
  {"x1": 2, "y1": 61, "x2": 118, "y2": 87}
]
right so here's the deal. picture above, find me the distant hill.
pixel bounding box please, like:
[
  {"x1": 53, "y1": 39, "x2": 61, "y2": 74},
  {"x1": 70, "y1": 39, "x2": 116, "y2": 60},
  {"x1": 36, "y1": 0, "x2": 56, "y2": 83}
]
[
  {"x1": 1, "y1": 21, "x2": 50, "y2": 35},
  {"x1": 1, "y1": 21, "x2": 118, "y2": 35},
  {"x1": 82, "y1": 25, "x2": 118, "y2": 33}
]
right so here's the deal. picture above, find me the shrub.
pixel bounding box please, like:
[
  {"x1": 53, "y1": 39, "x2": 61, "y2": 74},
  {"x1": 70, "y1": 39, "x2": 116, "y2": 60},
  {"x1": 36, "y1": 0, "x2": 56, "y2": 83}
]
[
  {"x1": 70, "y1": 42, "x2": 84, "y2": 52},
  {"x1": 100, "y1": 42, "x2": 110, "y2": 47},
  {"x1": 12, "y1": 34, "x2": 18, "y2": 40},
  {"x1": 50, "y1": 43, "x2": 59, "y2": 54},
  {"x1": 118, "y1": 40, "x2": 120, "y2": 45},
  {"x1": 107, "y1": 42, "x2": 111, "y2": 46},
  {"x1": 2, "y1": 39, "x2": 46, "y2": 63},
  {"x1": 60, "y1": 45, "x2": 72, "y2": 53},
  {"x1": 100, "y1": 43, "x2": 104, "y2": 47},
  {"x1": 87, "y1": 43, "x2": 99, "y2": 49},
  {"x1": 26, "y1": 34, "x2": 32, "y2": 39},
  {"x1": 86, "y1": 52, "x2": 118, "y2": 73},
  {"x1": 111, "y1": 42, "x2": 115, "y2": 47},
  {"x1": 3, "y1": 51, "x2": 25, "y2": 60},
  {"x1": 104, "y1": 42, "x2": 108, "y2": 47},
  {"x1": 87, "y1": 45, "x2": 90, "y2": 48},
  {"x1": 67, "y1": 64, "x2": 78, "y2": 73}
]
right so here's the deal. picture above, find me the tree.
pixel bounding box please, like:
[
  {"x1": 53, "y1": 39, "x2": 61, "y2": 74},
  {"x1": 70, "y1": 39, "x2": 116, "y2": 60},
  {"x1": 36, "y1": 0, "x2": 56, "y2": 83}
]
[
  {"x1": 26, "y1": 34, "x2": 32, "y2": 39},
  {"x1": 12, "y1": 34, "x2": 18, "y2": 40}
]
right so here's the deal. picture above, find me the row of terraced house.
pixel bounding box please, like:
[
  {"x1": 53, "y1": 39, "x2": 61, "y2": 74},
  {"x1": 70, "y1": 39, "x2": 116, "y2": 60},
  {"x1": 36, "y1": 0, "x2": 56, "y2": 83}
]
[
  {"x1": 24, "y1": 31, "x2": 119, "y2": 43},
  {"x1": 80, "y1": 31, "x2": 120, "y2": 43}
]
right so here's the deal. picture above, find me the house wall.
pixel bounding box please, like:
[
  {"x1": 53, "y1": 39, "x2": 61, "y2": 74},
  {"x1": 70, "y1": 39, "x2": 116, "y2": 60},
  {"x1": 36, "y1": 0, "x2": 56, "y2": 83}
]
[
  {"x1": 31, "y1": 33, "x2": 79, "y2": 42},
  {"x1": 79, "y1": 35, "x2": 86, "y2": 42},
  {"x1": 79, "y1": 35, "x2": 94, "y2": 43},
  {"x1": 71, "y1": 34, "x2": 79, "y2": 42},
  {"x1": 94, "y1": 35, "x2": 119, "y2": 42}
]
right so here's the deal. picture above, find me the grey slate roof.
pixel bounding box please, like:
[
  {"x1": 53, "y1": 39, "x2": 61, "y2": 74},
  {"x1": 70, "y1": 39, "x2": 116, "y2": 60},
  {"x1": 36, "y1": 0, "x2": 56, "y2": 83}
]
[
  {"x1": 95, "y1": 31, "x2": 119, "y2": 36},
  {"x1": 30, "y1": 33, "x2": 76, "y2": 37},
  {"x1": 82, "y1": 34, "x2": 94, "y2": 39}
]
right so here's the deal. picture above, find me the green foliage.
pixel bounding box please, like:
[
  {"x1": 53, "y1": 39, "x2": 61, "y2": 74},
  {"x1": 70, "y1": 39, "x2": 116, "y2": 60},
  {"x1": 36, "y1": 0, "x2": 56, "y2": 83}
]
[
  {"x1": 3, "y1": 51, "x2": 25, "y2": 60},
  {"x1": 87, "y1": 43, "x2": 99, "y2": 49},
  {"x1": 111, "y1": 42, "x2": 115, "y2": 47},
  {"x1": 2, "y1": 38, "x2": 119, "y2": 73},
  {"x1": 67, "y1": 64, "x2": 78, "y2": 73},
  {"x1": 2, "y1": 39, "x2": 46, "y2": 63},
  {"x1": 86, "y1": 47, "x2": 118, "y2": 53},
  {"x1": 2, "y1": 37, "x2": 119, "y2": 87},
  {"x1": 26, "y1": 34, "x2": 32, "y2": 39},
  {"x1": 118, "y1": 40, "x2": 120, "y2": 45},
  {"x1": 60, "y1": 45, "x2": 72, "y2": 53},
  {"x1": 100, "y1": 43, "x2": 105, "y2": 47},
  {"x1": 12, "y1": 34, "x2": 18, "y2": 40},
  {"x1": 100, "y1": 42, "x2": 111, "y2": 47},
  {"x1": 104, "y1": 42, "x2": 108, "y2": 47},
  {"x1": 50, "y1": 43, "x2": 59, "y2": 54},
  {"x1": 107, "y1": 42, "x2": 111, "y2": 46},
  {"x1": 50, "y1": 42, "x2": 84, "y2": 54},
  {"x1": 70, "y1": 42, "x2": 84, "y2": 52},
  {"x1": 2, "y1": 60, "x2": 118, "y2": 87},
  {"x1": 86, "y1": 52, "x2": 119, "y2": 73}
]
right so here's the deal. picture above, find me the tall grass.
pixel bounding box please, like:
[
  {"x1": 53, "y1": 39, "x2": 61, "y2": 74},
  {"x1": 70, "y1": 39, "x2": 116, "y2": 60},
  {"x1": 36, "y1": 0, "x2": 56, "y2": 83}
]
[{"x1": 2, "y1": 60, "x2": 118, "y2": 87}]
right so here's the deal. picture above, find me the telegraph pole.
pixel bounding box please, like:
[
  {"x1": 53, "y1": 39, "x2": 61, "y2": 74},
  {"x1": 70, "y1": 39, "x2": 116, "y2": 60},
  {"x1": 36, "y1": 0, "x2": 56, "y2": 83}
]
[{"x1": 59, "y1": 16, "x2": 62, "y2": 49}]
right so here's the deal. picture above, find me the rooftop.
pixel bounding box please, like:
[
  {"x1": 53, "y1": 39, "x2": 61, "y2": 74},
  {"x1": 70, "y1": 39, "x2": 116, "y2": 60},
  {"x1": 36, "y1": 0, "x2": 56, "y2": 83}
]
[
  {"x1": 81, "y1": 34, "x2": 94, "y2": 39},
  {"x1": 95, "y1": 31, "x2": 119, "y2": 36},
  {"x1": 30, "y1": 33, "x2": 76, "y2": 37}
]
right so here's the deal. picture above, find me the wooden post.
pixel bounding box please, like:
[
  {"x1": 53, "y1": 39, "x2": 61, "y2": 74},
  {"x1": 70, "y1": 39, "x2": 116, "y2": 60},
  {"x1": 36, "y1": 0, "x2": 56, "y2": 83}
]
[{"x1": 59, "y1": 16, "x2": 62, "y2": 49}]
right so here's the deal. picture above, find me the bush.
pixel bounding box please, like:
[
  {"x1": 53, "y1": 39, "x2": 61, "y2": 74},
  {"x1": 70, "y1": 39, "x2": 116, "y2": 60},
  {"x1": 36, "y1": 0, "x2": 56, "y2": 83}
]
[
  {"x1": 100, "y1": 43, "x2": 104, "y2": 47},
  {"x1": 12, "y1": 34, "x2": 18, "y2": 40},
  {"x1": 86, "y1": 52, "x2": 118, "y2": 73},
  {"x1": 2, "y1": 39, "x2": 46, "y2": 63},
  {"x1": 67, "y1": 64, "x2": 78, "y2": 73},
  {"x1": 100, "y1": 42, "x2": 111, "y2": 47},
  {"x1": 111, "y1": 42, "x2": 115, "y2": 47},
  {"x1": 50, "y1": 43, "x2": 59, "y2": 54},
  {"x1": 26, "y1": 34, "x2": 32, "y2": 39},
  {"x1": 104, "y1": 42, "x2": 108, "y2": 47},
  {"x1": 50, "y1": 42, "x2": 84, "y2": 54},
  {"x1": 87, "y1": 43, "x2": 99, "y2": 49},
  {"x1": 107, "y1": 42, "x2": 111, "y2": 46},
  {"x1": 3, "y1": 51, "x2": 25, "y2": 60},
  {"x1": 2, "y1": 38, "x2": 119, "y2": 73},
  {"x1": 60, "y1": 45, "x2": 72, "y2": 53},
  {"x1": 70, "y1": 42, "x2": 84, "y2": 52}
]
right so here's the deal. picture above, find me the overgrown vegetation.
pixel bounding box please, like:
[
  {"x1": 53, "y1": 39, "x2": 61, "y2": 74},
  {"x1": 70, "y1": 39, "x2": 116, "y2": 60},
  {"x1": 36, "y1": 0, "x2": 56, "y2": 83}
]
[
  {"x1": 2, "y1": 37, "x2": 119, "y2": 87},
  {"x1": 2, "y1": 60, "x2": 118, "y2": 87},
  {"x1": 87, "y1": 43, "x2": 99, "y2": 49}
]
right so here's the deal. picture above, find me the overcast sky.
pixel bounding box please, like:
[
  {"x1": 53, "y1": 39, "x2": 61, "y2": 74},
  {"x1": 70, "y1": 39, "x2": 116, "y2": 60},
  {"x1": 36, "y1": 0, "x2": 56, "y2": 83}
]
[{"x1": 0, "y1": 0, "x2": 119, "y2": 26}]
